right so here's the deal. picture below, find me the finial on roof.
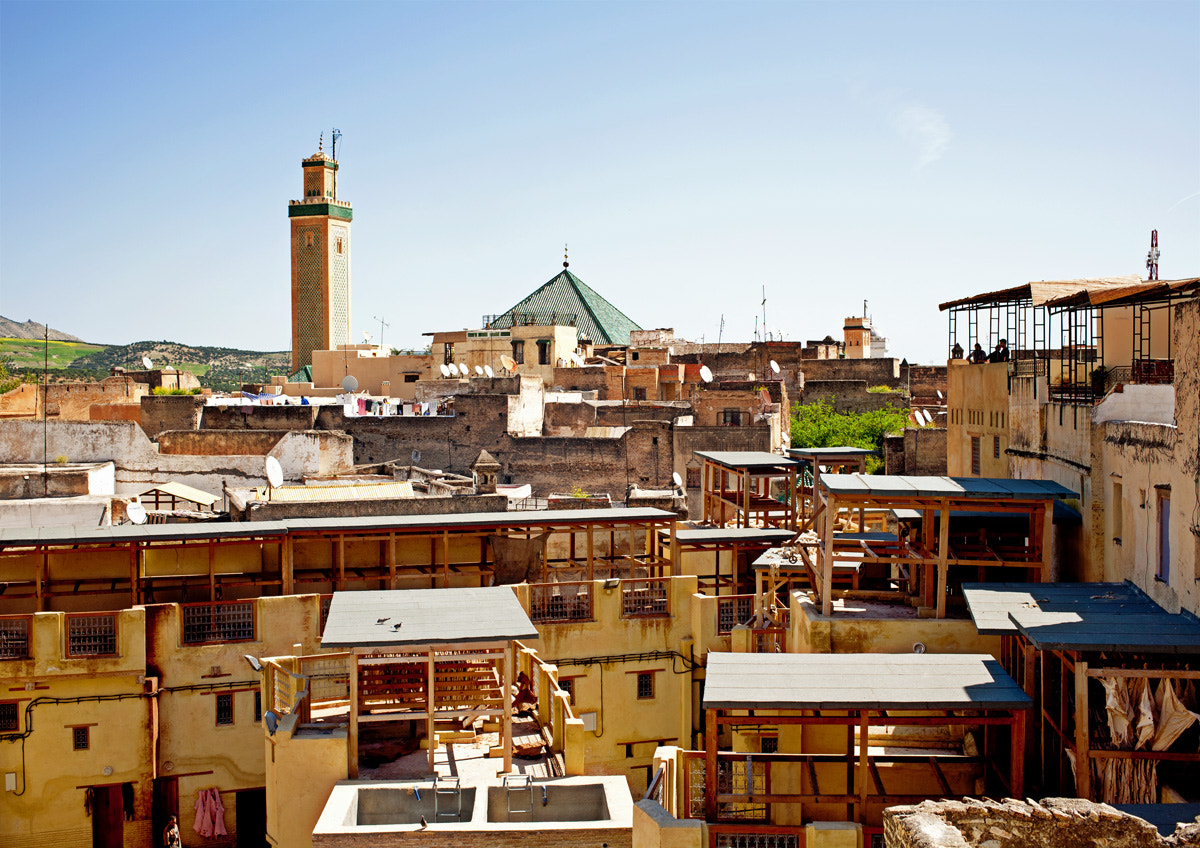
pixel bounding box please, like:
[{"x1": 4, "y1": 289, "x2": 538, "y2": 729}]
[
  {"x1": 319, "y1": 132, "x2": 323, "y2": 153},
  {"x1": 563, "y1": 243, "x2": 569, "y2": 268}
]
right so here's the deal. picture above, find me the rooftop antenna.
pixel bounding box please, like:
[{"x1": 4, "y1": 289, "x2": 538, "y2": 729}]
[
  {"x1": 373, "y1": 315, "x2": 390, "y2": 348},
  {"x1": 331, "y1": 128, "x2": 342, "y2": 198},
  {"x1": 762, "y1": 286, "x2": 768, "y2": 342},
  {"x1": 1146, "y1": 229, "x2": 1160, "y2": 281}
]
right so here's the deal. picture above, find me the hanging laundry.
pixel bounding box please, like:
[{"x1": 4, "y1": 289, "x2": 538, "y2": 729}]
[{"x1": 193, "y1": 787, "x2": 227, "y2": 838}]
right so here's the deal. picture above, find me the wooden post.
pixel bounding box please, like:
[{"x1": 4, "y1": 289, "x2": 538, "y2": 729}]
[
  {"x1": 936, "y1": 498, "x2": 950, "y2": 619},
  {"x1": 36, "y1": 547, "x2": 46, "y2": 612},
  {"x1": 441, "y1": 531, "x2": 450, "y2": 589},
  {"x1": 1011, "y1": 708, "x2": 1026, "y2": 797},
  {"x1": 1022, "y1": 639, "x2": 1036, "y2": 787},
  {"x1": 348, "y1": 652, "x2": 359, "y2": 779},
  {"x1": 388, "y1": 533, "x2": 397, "y2": 589},
  {"x1": 207, "y1": 540, "x2": 216, "y2": 602},
  {"x1": 503, "y1": 642, "x2": 514, "y2": 773},
  {"x1": 427, "y1": 649, "x2": 437, "y2": 771},
  {"x1": 336, "y1": 534, "x2": 345, "y2": 592},
  {"x1": 858, "y1": 710, "x2": 869, "y2": 822},
  {"x1": 587, "y1": 524, "x2": 594, "y2": 581},
  {"x1": 1039, "y1": 500, "x2": 1054, "y2": 582},
  {"x1": 129, "y1": 542, "x2": 139, "y2": 607},
  {"x1": 705, "y1": 708, "x2": 718, "y2": 821},
  {"x1": 668, "y1": 519, "x2": 677, "y2": 577},
  {"x1": 282, "y1": 535, "x2": 294, "y2": 596},
  {"x1": 741, "y1": 469, "x2": 751, "y2": 528},
  {"x1": 1074, "y1": 658, "x2": 1090, "y2": 798},
  {"x1": 821, "y1": 492, "x2": 836, "y2": 616}
]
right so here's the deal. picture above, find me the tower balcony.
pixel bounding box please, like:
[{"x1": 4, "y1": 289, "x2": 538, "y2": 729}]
[{"x1": 289, "y1": 197, "x2": 353, "y2": 209}]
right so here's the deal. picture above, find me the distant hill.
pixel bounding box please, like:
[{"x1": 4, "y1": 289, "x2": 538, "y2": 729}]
[
  {"x1": 0, "y1": 317, "x2": 84, "y2": 342},
  {"x1": 72, "y1": 341, "x2": 291, "y2": 391}
]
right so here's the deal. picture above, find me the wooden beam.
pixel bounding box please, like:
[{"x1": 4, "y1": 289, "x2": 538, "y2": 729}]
[
  {"x1": 705, "y1": 708, "x2": 718, "y2": 822},
  {"x1": 1074, "y1": 658, "x2": 1090, "y2": 798},
  {"x1": 1011, "y1": 709, "x2": 1026, "y2": 797},
  {"x1": 348, "y1": 652, "x2": 360, "y2": 779},
  {"x1": 427, "y1": 649, "x2": 437, "y2": 771},
  {"x1": 858, "y1": 710, "x2": 869, "y2": 821},
  {"x1": 503, "y1": 642, "x2": 514, "y2": 773},
  {"x1": 936, "y1": 498, "x2": 950, "y2": 619}
]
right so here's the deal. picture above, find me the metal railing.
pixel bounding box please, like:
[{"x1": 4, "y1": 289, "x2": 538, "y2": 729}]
[
  {"x1": 717, "y1": 596, "x2": 754, "y2": 635},
  {"x1": 622, "y1": 578, "x2": 669, "y2": 618},
  {"x1": 483, "y1": 311, "x2": 579, "y2": 329},
  {"x1": 529, "y1": 582, "x2": 593, "y2": 623},
  {"x1": 181, "y1": 601, "x2": 255, "y2": 645},
  {"x1": 301, "y1": 654, "x2": 351, "y2": 704},
  {"x1": 0, "y1": 616, "x2": 32, "y2": 660},
  {"x1": 1133, "y1": 358, "x2": 1174, "y2": 385},
  {"x1": 66, "y1": 613, "x2": 117, "y2": 657}
]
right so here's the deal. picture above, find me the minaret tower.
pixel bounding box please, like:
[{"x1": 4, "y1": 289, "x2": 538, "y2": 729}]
[{"x1": 289, "y1": 132, "x2": 352, "y2": 372}]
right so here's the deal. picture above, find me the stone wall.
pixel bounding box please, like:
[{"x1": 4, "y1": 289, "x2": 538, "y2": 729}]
[
  {"x1": 883, "y1": 427, "x2": 947, "y2": 476},
  {"x1": 801, "y1": 380, "x2": 907, "y2": 414},
  {"x1": 802, "y1": 356, "x2": 902, "y2": 387},
  {"x1": 237, "y1": 493, "x2": 508, "y2": 521},
  {"x1": 201, "y1": 404, "x2": 319, "y2": 431},
  {"x1": 883, "y1": 797, "x2": 1198, "y2": 848},
  {"x1": 140, "y1": 395, "x2": 204, "y2": 438},
  {"x1": 906, "y1": 364, "x2": 948, "y2": 401},
  {"x1": 157, "y1": 430, "x2": 287, "y2": 456}
]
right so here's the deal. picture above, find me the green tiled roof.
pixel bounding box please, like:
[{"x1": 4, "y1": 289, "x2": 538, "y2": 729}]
[
  {"x1": 487, "y1": 269, "x2": 642, "y2": 346},
  {"x1": 288, "y1": 365, "x2": 313, "y2": 383}
]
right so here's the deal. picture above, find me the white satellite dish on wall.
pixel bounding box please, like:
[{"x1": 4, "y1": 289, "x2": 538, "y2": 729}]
[
  {"x1": 341, "y1": 375, "x2": 359, "y2": 393},
  {"x1": 672, "y1": 472, "x2": 683, "y2": 488},
  {"x1": 265, "y1": 456, "x2": 283, "y2": 488},
  {"x1": 571, "y1": 352, "x2": 585, "y2": 367},
  {"x1": 500, "y1": 354, "x2": 517, "y2": 373},
  {"x1": 474, "y1": 365, "x2": 484, "y2": 376},
  {"x1": 458, "y1": 363, "x2": 469, "y2": 377},
  {"x1": 126, "y1": 497, "x2": 147, "y2": 525},
  {"x1": 142, "y1": 356, "x2": 153, "y2": 370},
  {"x1": 769, "y1": 360, "x2": 780, "y2": 374},
  {"x1": 438, "y1": 363, "x2": 450, "y2": 378},
  {"x1": 699, "y1": 365, "x2": 713, "y2": 383},
  {"x1": 484, "y1": 365, "x2": 495, "y2": 378}
]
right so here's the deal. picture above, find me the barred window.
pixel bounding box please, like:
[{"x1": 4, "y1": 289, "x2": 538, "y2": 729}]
[
  {"x1": 637, "y1": 672, "x2": 655, "y2": 700},
  {"x1": 73, "y1": 726, "x2": 90, "y2": 750},
  {"x1": 559, "y1": 678, "x2": 574, "y2": 705},
  {"x1": 0, "y1": 702, "x2": 17, "y2": 732},
  {"x1": 216, "y1": 693, "x2": 234, "y2": 726}
]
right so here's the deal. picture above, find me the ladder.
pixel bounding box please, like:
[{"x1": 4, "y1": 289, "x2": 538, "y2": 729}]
[
  {"x1": 432, "y1": 775, "x2": 462, "y2": 821},
  {"x1": 502, "y1": 773, "x2": 533, "y2": 818}
]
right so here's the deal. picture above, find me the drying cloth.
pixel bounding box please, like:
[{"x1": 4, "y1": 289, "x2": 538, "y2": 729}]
[
  {"x1": 193, "y1": 787, "x2": 227, "y2": 838},
  {"x1": 1153, "y1": 678, "x2": 1200, "y2": 751},
  {"x1": 488, "y1": 533, "x2": 550, "y2": 585}
]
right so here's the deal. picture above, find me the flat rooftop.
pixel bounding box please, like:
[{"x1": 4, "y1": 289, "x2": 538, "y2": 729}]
[
  {"x1": 703, "y1": 652, "x2": 1031, "y2": 711},
  {"x1": 961, "y1": 581, "x2": 1200, "y2": 653},
  {"x1": 820, "y1": 474, "x2": 1076, "y2": 500},
  {"x1": 321, "y1": 587, "x2": 539, "y2": 649},
  {"x1": 660, "y1": 526, "x2": 796, "y2": 546},
  {"x1": 694, "y1": 451, "x2": 800, "y2": 471},
  {"x1": 786, "y1": 446, "x2": 876, "y2": 460}
]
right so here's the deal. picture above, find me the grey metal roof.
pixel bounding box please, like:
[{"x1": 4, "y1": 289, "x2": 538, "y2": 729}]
[
  {"x1": 0, "y1": 508, "x2": 675, "y2": 548},
  {"x1": 703, "y1": 652, "x2": 1031, "y2": 711},
  {"x1": 694, "y1": 451, "x2": 800, "y2": 470},
  {"x1": 961, "y1": 582, "x2": 1200, "y2": 653},
  {"x1": 321, "y1": 587, "x2": 539, "y2": 648},
  {"x1": 820, "y1": 474, "x2": 1076, "y2": 500},
  {"x1": 659, "y1": 527, "x2": 796, "y2": 546},
  {"x1": 786, "y1": 447, "x2": 876, "y2": 460}
]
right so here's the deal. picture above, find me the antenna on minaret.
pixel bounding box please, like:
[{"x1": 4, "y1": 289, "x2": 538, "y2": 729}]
[
  {"x1": 1146, "y1": 229, "x2": 1160, "y2": 281},
  {"x1": 318, "y1": 132, "x2": 323, "y2": 153},
  {"x1": 331, "y1": 128, "x2": 342, "y2": 162},
  {"x1": 563, "y1": 243, "x2": 569, "y2": 269}
]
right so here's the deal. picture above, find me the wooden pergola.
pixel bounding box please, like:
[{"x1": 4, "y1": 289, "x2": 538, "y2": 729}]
[
  {"x1": 786, "y1": 447, "x2": 874, "y2": 532},
  {"x1": 321, "y1": 587, "x2": 540, "y2": 777},
  {"x1": 696, "y1": 451, "x2": 799, "y2": 531},
  {"x1": 813, "y1": 475, "x2": 1074, "y2": 617},
  {"x1": 0, "y1": 508, "x2": 677, "y2": 614},
  {"x1": 700, "y1": 652, "x2": 1030, "y2": 836},
  {"x1": 962, "y1": 582, "x2": 1200, "y2": 803},
  {"x1": 656, "y1": 525, "x2": 795, "y2": 596}
]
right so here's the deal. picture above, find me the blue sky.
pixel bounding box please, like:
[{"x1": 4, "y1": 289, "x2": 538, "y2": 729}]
[{"x1": 1, "y1": 1, "x2": 1196, "y2": 364}]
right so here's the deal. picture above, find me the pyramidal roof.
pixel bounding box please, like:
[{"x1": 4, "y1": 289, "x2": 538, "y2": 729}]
[{"x1": 487, "y1": 268, "x2": 642, "y2": 346}]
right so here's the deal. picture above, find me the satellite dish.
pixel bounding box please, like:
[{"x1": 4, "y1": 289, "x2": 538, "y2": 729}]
[
  {"x1": 362, "y1": 330, "x2": 371, "y2": 342},
  {"x1": 923, "y1": 409, "x2": 934, "y2": 425},
  {"x1": 341, "y1": 375, "x2": 359, "y2": 393},
  {"x1": 411, "y1": 449, "x2": 421, "y2": 464},
  {"x1": 458, "y1": 363, "x2": 469, "y2": 376},
  {"x1": 936, "y1": 389, "x2": 944, "y2": 399},
  {"x1": 126, "y1": 497, "x2": 147, "y2": 525},
  {"x1": 699, "y1": 365, "x2": 713, "y2": 383},
  {"x1": 913, "y1": 642, "x2": 927, "y2": 654},
  {"x1": 500, "y1": 354, "x2": 517, "y2": 372},
  {"x1": 571, "y1": 352, "x2": 585, "y2": 367},
  {"x1": 484, "y1": 365, "x2": 495, "y2": 378},
  {"x1": 265, "y1": 456, "x2": 283, "y2": 488},
  {"x1": 769, "y1": 359, "x2": 781, "y2": 374},
  {"x1": 141, "y1": 356, "x2": 153, "y2": 370},
  {"x1": 475, "y1": 365, "x2": 484, "y2": 376},
  {"x1": 672, "y1": 472, "x2": 683, "y2": 488},
  {"x1": 747, "y1": 372, "x2": 755, "y2": 381},
  {"x1": 438, "y1": 363, "x2": 450, "y2": 378}
]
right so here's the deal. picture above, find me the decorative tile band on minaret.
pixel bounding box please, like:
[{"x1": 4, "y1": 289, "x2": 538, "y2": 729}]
[{"x1": 289, "y1": 135, "x2": 352, "y2": 372}]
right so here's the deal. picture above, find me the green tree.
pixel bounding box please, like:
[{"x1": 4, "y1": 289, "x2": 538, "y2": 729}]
[
  {"x1": 0, "y1": 361, "x2": 27, "y2": 394},
  {"x1": 789, "y1": 399, "x2": 910, "y2": 474}
]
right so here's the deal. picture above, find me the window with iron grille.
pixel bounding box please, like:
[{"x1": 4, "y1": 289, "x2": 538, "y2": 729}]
[
  {"x1": 320, "y1": 595, "x2": 333, "y2": 634},
  {"x1": 717, "y1": 596, "x2": 753, "y2": 635},
  {"x1": 761, "y1": 736, "x2": 778, "y2": 754},
  {"x1": 970, "y1": 436, "x2": 981, "y2": 475},
  {"x1": 558, "y1": 678, "x2": 574, "y2": 705},
  {"x1": 73, "y1": 726, "x2": 89, "y2": 750},
  {"x1": 637, "y1": 672, "x2": 655, "y2": 700},
  {"x1": 537, "y1": 340, "x2": 550, "y2": 365},
  {"x1": 66, "y1": 614, "x2": 117, "y2": 657},
  {"x1": 993, "y1": 436, "x2": 1001, "y2": 459},
  {"x1": 254, "y1": 691, "x2": 262, "y2": 723},
  {"x1": 182, "y1": 602, "x2": 255, "y2": 645},
  {"x1": 622, "y1": 580, "x2": 669, "y2": 618},
  {"x1": 216, "y1": 693, "x2": 234, "y2": 726},
  {"x1": 511, "y1": 340, "x2": 524, "y2": 364},
  {"x1": 0, "y1": 702, "x2": 18, "y2": 732},
  {"x1": 0, "y1": 616, "x2": 31, "y2": 660},
  {"x1": 716, "y1": 835, "x2": 799, "y2": 848},
  {"x1": 721, "y1": 409, "x2": 746, "y2": 426},
  {"x1": 529, "y1": 583, "x2": 593, "y2": 623},
  {"x1": 686, "y1": 466, "x2": 701, "y2": 489}
]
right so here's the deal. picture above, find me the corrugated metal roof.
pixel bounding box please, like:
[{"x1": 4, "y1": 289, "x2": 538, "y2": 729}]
[
  {"x1": 486, "y1": 269, "x2": 642, "y2": 345},
  {"x1": 252, "y1": 482, "x2": 415, "y2": 502},
  {"x1": 321, "y1": 587, "x2": 539, "y2": 648},
  {"x1": 820, "y1": 474, "x2": 1076, "y2": 500},
  {"x1": 1041, "y1": 277, "x2": 1200, "y2": 310},
  {"x1": 938, "y1": 276, "x2": 1141, "y2": 311},
  {"x1": 703, "y1": 652, "x2": 1031, "y2": 710},
  {"x1": 961, "y1": 581, "x2": 1200, "y2": 652}
]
